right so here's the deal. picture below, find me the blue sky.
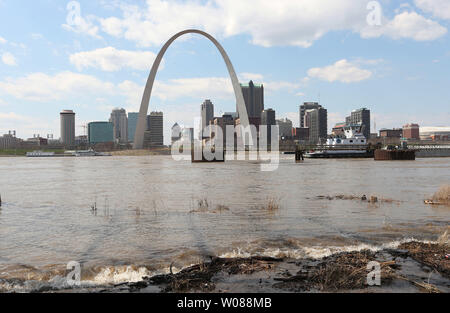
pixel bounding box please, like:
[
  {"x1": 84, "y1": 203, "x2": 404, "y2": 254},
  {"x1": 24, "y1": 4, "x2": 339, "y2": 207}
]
[{"x1": 0, "y1": 0, "x2": 449, "y2": 144}]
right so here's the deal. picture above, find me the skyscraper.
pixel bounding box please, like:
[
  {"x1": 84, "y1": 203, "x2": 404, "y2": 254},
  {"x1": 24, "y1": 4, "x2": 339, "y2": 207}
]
[
  {"x1": 127, "y1": 112, "x2": 139, "y2": 142},
  {"x1": 347, "y1": 108, "x2": 370, "y2": 139},
  {"x1": 144, "y1": 111, "x2": 164, "y2": 147},
  {"x1": 299, "y1": 102, "x2": 321, "y2": 128},
  {"x1": 171, "y1": 123, "x2": 182, "y2": 144},
  {"x1": 201, "y1": 99, "x2": 214, "y2": 138},
  {"x1": 109, "y1": 108, "x2": 128, "y2": 144},
  {"x1": 239, "y1": 80, "x2": 264, "y2": 119},
  {"x1": 276, "y1": 118, "x2": 293, "y2": 139},
  {"x1": 261, "y1": 108, "x2": 276, "y2": 145},
  {"x1": 60, "y1": 110, "x2": 75, "y2": 147},
  {"x1": 305, "y1": 107, "x2": 328, "y2": 143},
  {"x1": 88, "y1": 122, "x2": 114, "y2": 144}
]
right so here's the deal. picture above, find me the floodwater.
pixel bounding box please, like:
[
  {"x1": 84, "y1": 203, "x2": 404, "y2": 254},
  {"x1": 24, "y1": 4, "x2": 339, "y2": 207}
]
[{"x1": 0, "y1": 155, "x2": 448, "y2": 291}]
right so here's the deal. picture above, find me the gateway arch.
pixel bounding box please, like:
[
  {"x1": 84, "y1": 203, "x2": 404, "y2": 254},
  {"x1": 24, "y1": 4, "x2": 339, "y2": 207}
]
[{"x1": 133, "y1": 29, "x2": 251, "y2": 149}]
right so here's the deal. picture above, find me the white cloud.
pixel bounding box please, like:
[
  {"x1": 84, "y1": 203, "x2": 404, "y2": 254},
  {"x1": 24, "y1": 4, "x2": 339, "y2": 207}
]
[
  {"x1": 70, "y1": 47, "x2": 159, "y2": 71},
  {"x1": 360, "y1": 11, "x2": 447, "y2": 41},
  {"x1": 239, "y1": 73, "x2": 264, "y2": 82},
  {"x1": 92, "y1": 0, "x2": 447, "y2": 48},
  {"x1": 282, "y1": 112, "x2": 300, "y2": 128},
  {"x1": 307, "y1": 59, "x2": 372, "y2": 83},
  {"x1": 2, "y1": 52, "x2": 17, "y2": 66},
  {"x1": 118, "y1": 74, "x2": 302, "y2": 108},
  {"x1": 118, "y1": 77, "x2": 234, "y2": 105},
  {"x1": 327, "y1": 112, "x2": 347, "y2": 132},
  {"x1": 97, "y1": 0, "x2": 368, "y2": 48},
  {"x1": 415, "y1": 0, "x2": 450, "y2": 20},
  {"x1": 0, "y1": 71, "x2": 114, "y2": 102},
  {"x1": 0, "y1": 36, "x2": 6, "y2": 44}
]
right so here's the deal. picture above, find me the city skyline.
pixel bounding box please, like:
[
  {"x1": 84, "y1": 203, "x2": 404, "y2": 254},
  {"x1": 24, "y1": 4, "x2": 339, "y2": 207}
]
[{"x1": 0, "y1": 0, "x2": 449, "y2": 144}]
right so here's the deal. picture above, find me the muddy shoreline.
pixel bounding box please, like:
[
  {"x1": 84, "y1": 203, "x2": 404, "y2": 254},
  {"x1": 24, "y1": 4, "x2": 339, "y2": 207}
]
[{"x1": 100, "y1": 241, "x2": 449, "y2": 293}]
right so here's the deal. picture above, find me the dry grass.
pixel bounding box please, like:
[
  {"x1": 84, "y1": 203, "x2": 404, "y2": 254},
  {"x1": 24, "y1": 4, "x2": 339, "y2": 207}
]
[
  {"x1": 189, "y1": 198, "x2": 230, "y2": 214},
  {"x1": 437, "y1": 229, "x2": 449, "y2": 246},
  {"x1": 197, "y1": 198, "x2": 209, "y2": 211},
  {"x1": 432, "y1": 185, "x2": 450, "y2": 203},
  {"x1": 214, "y1": 204, "x2": 230, "y2": 213}
]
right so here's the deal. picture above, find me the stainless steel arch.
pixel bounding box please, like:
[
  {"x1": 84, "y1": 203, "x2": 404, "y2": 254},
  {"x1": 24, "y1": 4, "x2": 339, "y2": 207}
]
[{"x1": 133, "y1": 29, "x2": 251, "y2": 149}]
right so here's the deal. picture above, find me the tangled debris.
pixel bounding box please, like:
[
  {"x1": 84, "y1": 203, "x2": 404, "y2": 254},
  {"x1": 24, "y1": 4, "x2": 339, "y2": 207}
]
[
  {"x1": 139, "y1": 256, "x2": 281, "y2": 292},
  {"x1": 398, "y1": 241, "x2": 450, "y2": 279},
  {"x1": 115, "y1": 241, "x2": 449, "y2": 293},
  {"x1": 273, "y1": 250, "x2": 396, "y2": 292},
  {"x1": 316, "y1": 194, "x2": 401, "y2": 204}
]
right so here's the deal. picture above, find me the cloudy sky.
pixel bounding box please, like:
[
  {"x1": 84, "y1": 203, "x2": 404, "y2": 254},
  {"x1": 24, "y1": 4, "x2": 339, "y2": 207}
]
[{"x1": 0, "y1": 0, "x2": 449, "y2": 143}]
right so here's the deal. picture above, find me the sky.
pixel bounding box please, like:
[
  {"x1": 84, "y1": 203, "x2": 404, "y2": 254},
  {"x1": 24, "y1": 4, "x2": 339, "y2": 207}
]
[{"x1": 0, "y1": 0, "x2": 449, "y2": 144}]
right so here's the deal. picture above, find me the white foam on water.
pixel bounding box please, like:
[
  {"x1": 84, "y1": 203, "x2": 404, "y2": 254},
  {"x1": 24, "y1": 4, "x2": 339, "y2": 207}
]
[
  {"x1": 90, "y1": 266, "x2": 152, "y2": 285},
  {"x1": 219, "y1": 238, "x2": 436, "y2": 260}
]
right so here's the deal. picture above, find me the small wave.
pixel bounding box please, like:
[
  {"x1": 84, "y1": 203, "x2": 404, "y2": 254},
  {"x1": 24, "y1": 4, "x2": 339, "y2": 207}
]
[
  {"x1": 219, "y1": 237, "x2": 436, "y2": 260},
  {"x1": 0, "y1": 263, "x2": 189, "y2": 293}
]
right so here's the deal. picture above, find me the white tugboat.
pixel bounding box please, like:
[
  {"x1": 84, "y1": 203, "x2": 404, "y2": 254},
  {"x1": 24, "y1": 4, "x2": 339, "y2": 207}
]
[{"x1": 305, "y1": 125, "x2": 372, "y2": 158}]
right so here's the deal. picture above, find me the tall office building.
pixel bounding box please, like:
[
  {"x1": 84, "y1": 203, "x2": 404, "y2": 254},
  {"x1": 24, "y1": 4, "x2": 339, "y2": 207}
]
[
  {"x1": 171, "y1": 123, "x2": 182, "y2": 144},
  {"x1": 239, "y1": 80, "x2": 264, "y2": 119},
  {"x1": 201, "y1": 99, "x2": 214, "y2": 138},
  {"x1": 261, "y1": 108, "x2": 276, "y2": 145},
  {"x1": 60, "y1": 110, "x2": 75, "y2": 147},
  {"x1": 299, "y1": 102, "x2": 321, "y2": 128},
  {"x1": 305, "y1": 107, "x2": 328, "y2": 143},
  {"x1": 211, "y1": 114, "x2": 235, "y2": 146},
  {"x1": 276, "y1": 118, "x2": 293, "y2": 139},
  {"x1": 109, "y1": 108, "x2": 128, "y2": 144},
  {"x1": 144, "y1": 111, "x2": 164, "y2": 147},
  {"x1": 127, "y1": 112, "x2": 139, "y2": 142},
  {"x1": 88, "y1": 122, "x2": 114, "y2": 144},
  {"x1": 347, "y1": 108, "x2": 370, "y2": 139},
  {"x1": 182, "y1": 128, "x2": 194, "y2": 143}
]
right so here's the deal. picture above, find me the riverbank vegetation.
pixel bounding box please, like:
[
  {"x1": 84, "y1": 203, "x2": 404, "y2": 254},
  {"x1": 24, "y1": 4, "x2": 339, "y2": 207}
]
[{"x1": 432, "y1": 185, "x2": 450, "y2": 204}]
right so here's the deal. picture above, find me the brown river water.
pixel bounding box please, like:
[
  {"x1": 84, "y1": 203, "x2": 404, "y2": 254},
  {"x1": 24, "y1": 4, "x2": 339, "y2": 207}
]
[{"x1": 0, "y1": 155, "x2": 448, "y2": 291}]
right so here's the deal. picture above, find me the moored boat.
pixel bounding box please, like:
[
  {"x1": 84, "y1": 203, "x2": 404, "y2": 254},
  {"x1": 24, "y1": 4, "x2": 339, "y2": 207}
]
[{"x1": 305, "y1": 125, "x2": 371, "y2": 158}]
